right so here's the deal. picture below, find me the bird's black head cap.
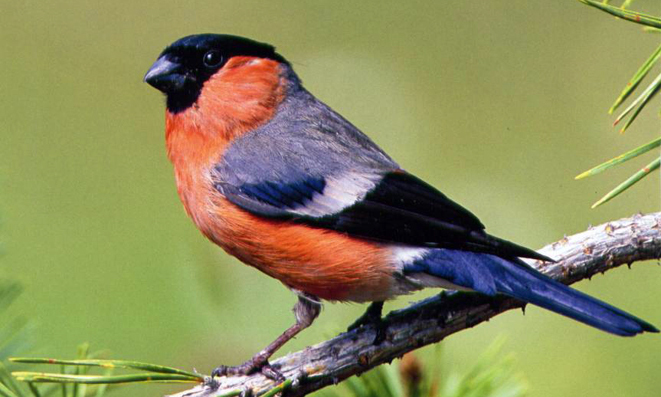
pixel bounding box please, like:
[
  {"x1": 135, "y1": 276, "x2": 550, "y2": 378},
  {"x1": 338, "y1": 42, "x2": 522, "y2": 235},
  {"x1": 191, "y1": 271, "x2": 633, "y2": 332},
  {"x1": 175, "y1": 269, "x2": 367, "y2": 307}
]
[{"x1": 144, "y1": 34, "x2": 288, "y2": 113}]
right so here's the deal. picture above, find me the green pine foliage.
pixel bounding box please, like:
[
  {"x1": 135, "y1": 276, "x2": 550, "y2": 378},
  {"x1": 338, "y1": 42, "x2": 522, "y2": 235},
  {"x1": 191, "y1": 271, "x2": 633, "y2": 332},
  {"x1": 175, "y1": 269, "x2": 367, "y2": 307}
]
[{"x1": 577, "y1": 0, "x2": 661, "y2": 207}]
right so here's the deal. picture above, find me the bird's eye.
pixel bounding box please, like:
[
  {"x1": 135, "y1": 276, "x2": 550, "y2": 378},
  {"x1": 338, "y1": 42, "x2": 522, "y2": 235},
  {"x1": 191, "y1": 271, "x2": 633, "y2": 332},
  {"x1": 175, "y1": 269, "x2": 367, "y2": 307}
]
[{"x1": 203, "y1": 50, "x2": 224, "y2": 68}]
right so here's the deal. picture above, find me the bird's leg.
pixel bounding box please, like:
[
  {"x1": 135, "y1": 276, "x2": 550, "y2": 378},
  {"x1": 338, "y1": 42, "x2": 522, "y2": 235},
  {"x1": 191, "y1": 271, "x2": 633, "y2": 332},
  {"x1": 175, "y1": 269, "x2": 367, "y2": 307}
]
[
  {"x1": 347, "y1": 301, "x2": 387, "y2": 344},
  {"x1": 347, "y1": 301, "x2": 384, "y2": 330},
  {"x1": 212, "y1": 296, "x2": 321, "y2": 381}
]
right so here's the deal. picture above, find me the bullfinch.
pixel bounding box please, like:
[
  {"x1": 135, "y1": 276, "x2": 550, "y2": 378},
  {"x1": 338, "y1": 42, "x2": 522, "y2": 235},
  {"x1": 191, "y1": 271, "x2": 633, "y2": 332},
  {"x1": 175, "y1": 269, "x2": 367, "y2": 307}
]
[{"x1": 144, "y1": 34, "x2": 657, "y2": 379}]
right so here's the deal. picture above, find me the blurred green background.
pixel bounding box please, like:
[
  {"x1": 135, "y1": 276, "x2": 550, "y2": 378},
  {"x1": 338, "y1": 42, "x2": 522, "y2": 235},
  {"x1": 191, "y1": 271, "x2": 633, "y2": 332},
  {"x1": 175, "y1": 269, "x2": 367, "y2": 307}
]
[{"x1": 1, "y1": 1, "x2": 660, "y2": 396}]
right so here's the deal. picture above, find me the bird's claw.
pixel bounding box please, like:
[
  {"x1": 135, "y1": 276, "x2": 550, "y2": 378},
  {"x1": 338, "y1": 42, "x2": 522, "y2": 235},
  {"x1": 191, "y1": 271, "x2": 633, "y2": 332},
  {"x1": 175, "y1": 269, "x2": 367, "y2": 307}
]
[
  {"x1": 211, "y1": 358, "x2": 284, "y2": 382},
  {"x1": 260, "y1": 365, "x2": 286, "y2": 382}
]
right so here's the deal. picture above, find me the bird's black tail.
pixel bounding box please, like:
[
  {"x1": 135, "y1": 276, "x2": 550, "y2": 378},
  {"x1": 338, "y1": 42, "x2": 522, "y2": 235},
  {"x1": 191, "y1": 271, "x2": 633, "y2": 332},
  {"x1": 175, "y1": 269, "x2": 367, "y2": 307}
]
[{"x1": 407, "y1": 249, "x2": 658, "y2": 336}]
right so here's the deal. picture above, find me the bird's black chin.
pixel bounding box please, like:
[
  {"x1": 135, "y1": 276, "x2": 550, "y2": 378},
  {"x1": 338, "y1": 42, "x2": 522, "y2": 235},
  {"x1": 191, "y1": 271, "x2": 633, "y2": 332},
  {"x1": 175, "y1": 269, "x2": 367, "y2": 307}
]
[
  {"x1": 165, "y1": 88, "x2": 202, "y2": 114},
  {"x1": 144, "y1": 56, "x2": 201, "y2": 113}
]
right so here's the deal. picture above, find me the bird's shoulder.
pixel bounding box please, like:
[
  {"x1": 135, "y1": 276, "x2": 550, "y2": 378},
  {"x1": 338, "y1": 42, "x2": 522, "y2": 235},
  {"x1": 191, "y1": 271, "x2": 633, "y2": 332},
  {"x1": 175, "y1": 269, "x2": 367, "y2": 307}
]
[{"x1": 215, "y1": 86, "x2": 397, "y2": 186}]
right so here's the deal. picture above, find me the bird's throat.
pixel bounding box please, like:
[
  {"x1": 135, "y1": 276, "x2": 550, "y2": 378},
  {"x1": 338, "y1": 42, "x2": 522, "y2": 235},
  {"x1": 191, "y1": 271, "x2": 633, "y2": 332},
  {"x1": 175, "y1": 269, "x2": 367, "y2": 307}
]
[{"x1": 163, "y1": 58, "x2": 286, "y2": 242}]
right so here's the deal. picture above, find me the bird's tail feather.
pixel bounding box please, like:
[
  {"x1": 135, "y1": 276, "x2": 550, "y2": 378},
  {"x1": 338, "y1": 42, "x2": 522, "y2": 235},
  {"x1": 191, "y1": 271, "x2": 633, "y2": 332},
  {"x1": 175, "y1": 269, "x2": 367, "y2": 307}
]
[{"x1": 407, "y1": 250, "x2": 657, "y2": 336}]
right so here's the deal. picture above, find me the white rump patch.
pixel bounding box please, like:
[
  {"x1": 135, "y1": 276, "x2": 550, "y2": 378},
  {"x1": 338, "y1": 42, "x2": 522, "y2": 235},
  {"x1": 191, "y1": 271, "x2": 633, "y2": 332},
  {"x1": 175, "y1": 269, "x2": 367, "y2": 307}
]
[
  {"x1": 391, "y1": 246, "x2": 430, "y2": 270},
  {"x1": 389, "y1": 246, "x2": 473, "y2": 296}
]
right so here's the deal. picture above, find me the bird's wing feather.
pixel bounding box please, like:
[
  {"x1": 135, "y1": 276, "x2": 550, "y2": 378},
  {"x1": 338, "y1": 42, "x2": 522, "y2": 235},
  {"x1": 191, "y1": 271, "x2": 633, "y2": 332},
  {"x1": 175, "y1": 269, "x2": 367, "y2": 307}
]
[
  {"x1": 213, "y1": 89, "x2": 550, "y2": 261},
  {"x1": 217, "y1": 169, "x2": 548, "y2": 260}
]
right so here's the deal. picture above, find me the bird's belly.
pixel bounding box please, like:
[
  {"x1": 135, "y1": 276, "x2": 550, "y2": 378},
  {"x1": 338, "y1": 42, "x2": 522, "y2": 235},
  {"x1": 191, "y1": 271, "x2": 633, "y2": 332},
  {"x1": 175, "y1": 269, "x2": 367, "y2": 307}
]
[{"x1": 192, "y1": 195, "x2": 397, "y2": 302}]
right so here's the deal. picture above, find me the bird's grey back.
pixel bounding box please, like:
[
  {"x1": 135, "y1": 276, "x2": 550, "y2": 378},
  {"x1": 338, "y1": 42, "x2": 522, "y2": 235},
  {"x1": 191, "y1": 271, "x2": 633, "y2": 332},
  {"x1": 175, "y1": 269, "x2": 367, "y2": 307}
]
[{"x1": 215, "y1": 66, "x2": 399, "y2": 187}]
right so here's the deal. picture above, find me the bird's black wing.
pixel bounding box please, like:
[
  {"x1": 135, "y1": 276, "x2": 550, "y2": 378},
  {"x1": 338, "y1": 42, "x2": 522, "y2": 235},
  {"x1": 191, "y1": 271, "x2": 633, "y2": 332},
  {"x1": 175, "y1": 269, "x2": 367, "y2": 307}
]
[{"x1": 216, "y1": 167, "x2": 550, "y2": 261}]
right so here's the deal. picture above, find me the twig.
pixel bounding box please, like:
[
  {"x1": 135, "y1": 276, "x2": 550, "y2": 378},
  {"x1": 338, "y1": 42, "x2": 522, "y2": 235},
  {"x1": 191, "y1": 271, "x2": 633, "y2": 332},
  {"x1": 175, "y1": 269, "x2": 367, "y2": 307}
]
[{"x1": 170, "y1": 212, "x2": 661, "y2": 397}]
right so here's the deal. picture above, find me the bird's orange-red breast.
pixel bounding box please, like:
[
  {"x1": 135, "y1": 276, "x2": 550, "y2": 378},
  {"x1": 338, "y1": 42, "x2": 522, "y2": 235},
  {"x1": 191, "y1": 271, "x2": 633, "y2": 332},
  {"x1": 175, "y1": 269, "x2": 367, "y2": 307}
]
[
  {"x1": 162, "y1": 55, "x2": 394, "y2": 301},
  {"x1": 164, "y1": 56, "x2": 284, "y2": 235}
]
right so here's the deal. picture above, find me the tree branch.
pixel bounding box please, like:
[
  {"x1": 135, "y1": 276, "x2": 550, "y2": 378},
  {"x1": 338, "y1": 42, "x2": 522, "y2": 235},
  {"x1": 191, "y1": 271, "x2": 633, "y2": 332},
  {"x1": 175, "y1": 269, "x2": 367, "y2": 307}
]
[{"x1": 170, "y1": 212, "x2": 661, "y2": 397}]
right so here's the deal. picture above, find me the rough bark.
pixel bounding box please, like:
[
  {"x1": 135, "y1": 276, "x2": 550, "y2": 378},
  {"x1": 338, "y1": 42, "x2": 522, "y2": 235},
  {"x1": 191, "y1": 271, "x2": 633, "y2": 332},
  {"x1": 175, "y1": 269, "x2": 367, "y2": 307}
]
[{"x1": 170, "y1": 212, "x2": 661, "y2": 397}]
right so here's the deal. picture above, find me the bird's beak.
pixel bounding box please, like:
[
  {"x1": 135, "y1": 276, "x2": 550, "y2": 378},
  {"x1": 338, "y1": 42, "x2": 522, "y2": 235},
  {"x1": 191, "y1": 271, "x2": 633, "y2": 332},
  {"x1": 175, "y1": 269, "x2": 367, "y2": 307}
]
[{"x1": 144, "y1": 56, "x2": 187, "y2": 93}]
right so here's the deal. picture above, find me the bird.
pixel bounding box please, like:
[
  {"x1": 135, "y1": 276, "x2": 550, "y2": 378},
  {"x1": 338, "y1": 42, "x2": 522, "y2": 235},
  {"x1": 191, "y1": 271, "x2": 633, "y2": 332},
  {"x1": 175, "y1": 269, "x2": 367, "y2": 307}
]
[{"x1": 144, "y1": 33, "x2": 657, "y2": 379}]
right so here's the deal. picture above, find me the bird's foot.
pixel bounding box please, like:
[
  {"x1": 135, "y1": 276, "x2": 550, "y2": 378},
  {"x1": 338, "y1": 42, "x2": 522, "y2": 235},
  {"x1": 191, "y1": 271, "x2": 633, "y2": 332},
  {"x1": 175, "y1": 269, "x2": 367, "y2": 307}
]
[
  {"x1": 347, "y1": 301, "x2": 387, "y2": 345},
  {"x1": 211, "y1": 355, "x2": 285, "y2": 382}
]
